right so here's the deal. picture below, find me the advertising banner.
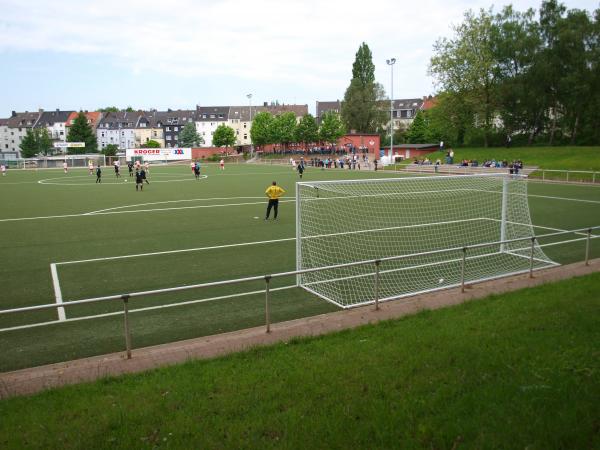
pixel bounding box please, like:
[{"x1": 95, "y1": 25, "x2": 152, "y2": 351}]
[{"x1": 126, "y1": 148, "x2": 191, "y2": 161}]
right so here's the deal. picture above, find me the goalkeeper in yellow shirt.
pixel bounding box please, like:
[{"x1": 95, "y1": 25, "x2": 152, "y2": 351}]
[{"x1": 265, "y1": 181, "x2": 285, "y2": 220}]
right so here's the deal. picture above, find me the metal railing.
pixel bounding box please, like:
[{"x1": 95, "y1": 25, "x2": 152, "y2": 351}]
[
  {"x1": 0, "y1": 226, "x2": 598, "y2": 359},
  {"x1": 529, "y1": 169, "x2": 600, "y2": 184}
]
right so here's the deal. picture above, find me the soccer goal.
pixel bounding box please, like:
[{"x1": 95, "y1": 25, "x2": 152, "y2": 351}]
[{"x1": 296, "y1": 174, "x2": 557, "y2": 308}]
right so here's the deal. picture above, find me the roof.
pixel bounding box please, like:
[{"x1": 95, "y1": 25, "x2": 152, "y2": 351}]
[
  {"x1": 392, "y1": 98, "x2": 423, "y2": 110},
  {"x1": 97, "y1": 111, "x2": 144, "y2": 129},
  {"x1": 7, "y1": 111, "x2": 41, "y2": 128},
  {"x1": 260, "y1": 104, "x2": 308, "y2": 117},
  {"x1": 0, "y1": 118, "x2": 9, "y2": 126},
  {"x1": 151, "y1": 110, "x2": 197, "y2": 127},
  {"x1": 228, "y1": 106, "x2": 257, "y2": 122},
  {"x1": 66, "y1": 112, "x2": 102, "y2": 129},
  {"x1": 421, "y1": 96, "x2": 437, "y2": 110},
  {"x1": 316, "y1": 101, "x2": 342, "y2": 118},
  {"x1": 196, "y1": 106, "x2": 229, "y2": 121},
  {"x1": 34, "y1": 110, "x2": 75, "y2": 128}
]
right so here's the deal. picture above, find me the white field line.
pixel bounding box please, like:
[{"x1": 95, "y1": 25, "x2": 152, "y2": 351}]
[
  {"x1": 36, "y1": 170, "x2": 292, "y2": 186},
  {"x1": 0, "y1": 285, "x2": 297, "y2": 333},
  {"x1": 50, "y1": 264, "x2": 66, "y2": 321},
  {"x1": 1, "y1": 188, "x2": 597, "y2": 223},
  {"x1": 87, "y1": 196, "x2": 267, "y2": 214},
  {"x1": 55, "y1": 237, "x2": 296, "y2": 265},
  {"x1": 302, "y1": 217, "x2": 489, "y2": 240},
  {"x1": 0, "y1": 199, "x2": 295, "y2": 223},
  {"x1": 53, "y1": 217, "x2": 491, "y2": 267},
  {"x1": 489, "y1": 218, "x2": 588, "y2": 237},
  {"x1": 504, "y1": 251, "x2": 561, "y2": 265}
]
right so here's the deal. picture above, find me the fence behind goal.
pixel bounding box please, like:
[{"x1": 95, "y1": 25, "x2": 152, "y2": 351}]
[{"x1": 296, "y1": 174, "x2": 556, "y2": 308}]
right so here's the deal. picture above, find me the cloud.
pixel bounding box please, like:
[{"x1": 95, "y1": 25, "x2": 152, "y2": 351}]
[{"x1": 0, "y1": 0, "x2": 597, "y2": 99}]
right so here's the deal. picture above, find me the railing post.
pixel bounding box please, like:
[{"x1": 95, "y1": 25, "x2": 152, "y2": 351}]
[
  {"x1": 461, "y1": 247, "x2": 467, "y2": 293},
  {"x1": 585, "y1": 228, "x2": 592, "y2": 266},
  {"x1": 566, "y1": 171, "x2": 569, "y2": 182},
  {"x1": 374, "y1": 260, "x2": 381, "y2": 310},
  {"x1": 122, "y1": 294, "x2": 132, "y2": 359},
  {"x1": 265, "y1": 275, "x2": 271, "y2": 333},
  {"x1": 529, "y1": 237, "x2": 536, "y2": 278},
  {"x1": 542, "y1": 170, "x2": 545, "y2": 182},
  {"x1": 593, "y1": 172, "x2": 597, "y2": 184}
]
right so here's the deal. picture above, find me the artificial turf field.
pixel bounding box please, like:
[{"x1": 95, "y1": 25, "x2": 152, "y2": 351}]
[{"x1": 0, "y1": 162, "x2": 599, "y2": 371}]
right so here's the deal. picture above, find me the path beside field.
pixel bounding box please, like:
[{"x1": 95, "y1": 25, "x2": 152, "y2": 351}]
[{"x1": 1, "y1": 259, "x2": 598, "y2": 399}]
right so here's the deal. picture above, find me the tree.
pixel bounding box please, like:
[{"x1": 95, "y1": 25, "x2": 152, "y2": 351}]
[
  {"x1": 295, "y1": 114, "x2": 319, "y2": 148},
  {"x1": 142, "y1": 140, "x2": 161, "y2": 148},
  {"x1": 102, "y1": 144, "x2": 119, "y2": 156},
  {"x1": 405, "y1": 111, "x2": 429, "y2": 144},
  {"x1": 97, "y1": 106, "x2": 119, "y2": 113},
  {"x1": 67, "y1": 112, "x2": 98, "y2": 153},
  {"x1": 212, "y1": 124, "x2": 236, "y2": 148},
  {"x1": 20, "y1": 129, "x2": 39, "y2": 158},
  {"x1": 37, "y1": 128, "x2": 53, "y2": 156},
  {"x1": 430, "y1": 9, "x2": 499, "y2": 147},
  {"x1": 271, "y1": 112, "x2": 297, "y2": 149},
  {"x1": 341, "y1": 42, "x2": 387, "y2": 133},
  {"x1": 179, "y1": 122, "x2": 203, "y2": 147},
  {"x1": 250, "y1": 112, "x2": 275, "y2": 148},
  {"x1": 319, "y1": 112, "x2": 345, "y2": 144}
]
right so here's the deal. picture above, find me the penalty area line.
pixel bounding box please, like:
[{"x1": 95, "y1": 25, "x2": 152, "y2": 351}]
[{"x1": 50, "y1": 263, "x2": 66, "y2": 321}]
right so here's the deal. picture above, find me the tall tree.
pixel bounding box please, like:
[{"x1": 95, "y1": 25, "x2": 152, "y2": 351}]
[
  {"x1": 37, "y1": 128, "x2": 53, "y2": 156},
  {"x1": 67, "y1": 112, "x2": 98, "y2": 153},
  {"x1": 271, "y1": 112, "x2": 297, "y2": 149},
  {"x1": 430, "y1": 8, "x2": 499, "y2": 147},
  {"x1": 179, "y1": 122, "x2": 203, "y2": 147},
  {"x1": 212, "y1": 124, "x2": 236, "y2": 148},
  {"x1": 405, "y1": 111, "x2": 429, "y2": 144},
  {"x1": 102, "y1": 144, "x2": 119, "y2": 156},
  {"x1": 341, "y1": 42, "x2": 387, "y2": 133},
  {"x1": 295, "y1": 114, "x2": 319, "y2": 148},
  {"x1": 319, "y1": 112, "x2": 346, "y2": 144},
  {"x1": 250, "y1": 112, "x2": 274, "y2": 148},
  {"x1": 20, "y1": 129, "x2": 38, "y2": 158}
]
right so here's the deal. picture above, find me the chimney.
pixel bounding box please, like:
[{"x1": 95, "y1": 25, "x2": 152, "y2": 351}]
[
  {"x1": 39, "y1": 108, "x2": 44, "y2": 113},
  {"x1": 11, "y1": 111, "x2": 16, "y2": 117},
  {"x1": 263, "y1": 102, "x2": 268, "y2": 107}
]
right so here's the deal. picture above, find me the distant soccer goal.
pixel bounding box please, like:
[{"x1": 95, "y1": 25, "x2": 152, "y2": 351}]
[{"x1": 296, "y1": 174, "x2": 557, "y2": 308}]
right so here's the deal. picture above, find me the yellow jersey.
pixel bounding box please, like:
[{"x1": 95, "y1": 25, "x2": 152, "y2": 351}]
[{"x1": 265, "y1": 185, "x2": 285, "y2": 200}]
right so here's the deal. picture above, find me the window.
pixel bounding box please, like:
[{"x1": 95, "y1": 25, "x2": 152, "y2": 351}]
[
  {"x1": 174, "y1": 127, "x2": 178, "y2": 131},
  {"x1": 243, "y1": 123, "x2": 247, "y2": 128},
  {"x1": 166, "y1": 126, "x2": 171, "y2": 131},
  {"x1": 243, "y1": 134, "x2": 247, "y2": 140},
  {"x1": 210, "y1": 114, "x2": 215, "y2": 119},
  {"x1": 202, "y1": 114, "x2": 207, "y2": 118},
  {"x1": 218, "y1": 114, "x2": 223, "y2": 119}
]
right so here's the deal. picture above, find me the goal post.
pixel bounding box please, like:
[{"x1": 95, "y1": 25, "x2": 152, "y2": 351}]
[{"x1": 296, "y1": 174, "x2": 556, "y2": 308}]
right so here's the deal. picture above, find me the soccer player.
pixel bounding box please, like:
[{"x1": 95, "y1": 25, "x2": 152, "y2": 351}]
[
  {"x1": 128, "y1": 161, "x2": 134, "y2": 177},
  {"x1": 194, "y1": 162, "x2": 201, "y2": 180},
  {"x1": 219, "y1": 159, "x2": 225, "y2": 171},
  {"x1": 297, "y1": 163, "x2": 304, "y2": 179},
  {"x1": 264, "y1": 181, "x2": 285, "y2": 220},
  {"x1": 1, "y1": 164, "x2": 6, "y2": 176},
  {"x1": 135, "y1": 170, "x2": 143, "y2": 191},
  {"x1": 88, "y1": 160, "x2": 94, "y2": 175},
  {"x1": 190, "y1": 161, "x2": 195, "y2": 174},
  {"x1": 114, "y1": 161, "x2": 121, "y2": 178},
  {"x1": 63, "y1": 161, "x2": 68, "y2": 174},
  {"x1": 140, "y1": 167, "x2": 149, "y2": 184},
  {"x1": 144, "y1": 161, "x2": 150, "y2": 176},
  {"x1": 95, "y1": 165, "x2": 102, "y2": 183}
]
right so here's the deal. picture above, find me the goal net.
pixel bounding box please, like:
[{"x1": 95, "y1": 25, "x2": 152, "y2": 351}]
[{"x1": 296, "y1": 174, "x2": 556, "y2": 308}]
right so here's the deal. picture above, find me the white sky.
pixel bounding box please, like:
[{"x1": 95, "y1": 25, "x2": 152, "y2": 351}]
[{"x1": 0, "y1": 0, "x2": 597, "y2": 114}]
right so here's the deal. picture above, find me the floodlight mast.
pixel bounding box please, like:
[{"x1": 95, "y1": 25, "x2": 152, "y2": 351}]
[
  {"x1": 386, "y1": 58, "x2": 396, "y2": 163},
  {"x1": 247, "y1": 93, "x2": 253, "y2": 157}
]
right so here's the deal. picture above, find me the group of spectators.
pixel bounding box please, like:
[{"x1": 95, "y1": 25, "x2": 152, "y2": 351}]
[
  {"x1": 265, "y1": 145, "x2": 370, "y2": 156},
  {"x1": 411, "y1": 151, "x2": 524, "y2": 174},
  {"x1": 308, "y1": 154, "x2": 374, "y2": 170}
]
